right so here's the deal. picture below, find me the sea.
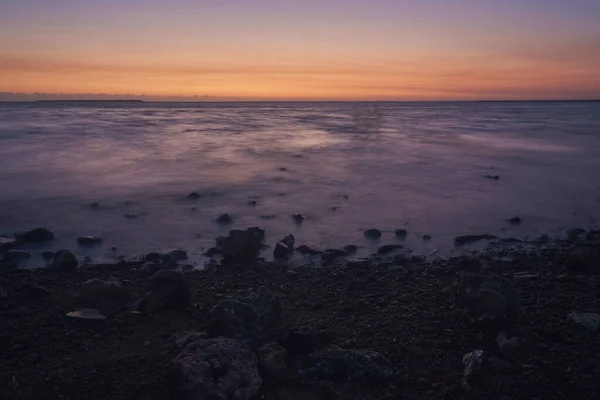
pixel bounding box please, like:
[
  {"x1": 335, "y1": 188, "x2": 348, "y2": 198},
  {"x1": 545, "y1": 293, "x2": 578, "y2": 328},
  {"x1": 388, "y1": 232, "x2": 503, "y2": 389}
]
[{"x1": 1, "y1": 101, "x2": 599, "y2": 267}]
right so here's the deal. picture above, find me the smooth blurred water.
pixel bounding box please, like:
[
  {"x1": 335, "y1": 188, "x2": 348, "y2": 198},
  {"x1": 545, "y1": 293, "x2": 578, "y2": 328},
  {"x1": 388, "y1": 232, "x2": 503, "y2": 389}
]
[{"x1": 1, "y1": 101, "x2": 599, "y2": 266}]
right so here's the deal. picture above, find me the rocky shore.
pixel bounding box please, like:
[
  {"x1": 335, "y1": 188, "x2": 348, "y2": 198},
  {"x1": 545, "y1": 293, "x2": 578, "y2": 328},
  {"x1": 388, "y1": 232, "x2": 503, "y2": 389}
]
[{"x1": 1, "y1": 227, "x2": 599, "y2": 399}]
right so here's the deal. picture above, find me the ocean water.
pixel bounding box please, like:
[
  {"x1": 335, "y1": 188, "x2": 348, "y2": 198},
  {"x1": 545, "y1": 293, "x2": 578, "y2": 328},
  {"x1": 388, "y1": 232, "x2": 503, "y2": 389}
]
[{"x1": 1, "y1": 101, "x2": 599, "y2": 267}]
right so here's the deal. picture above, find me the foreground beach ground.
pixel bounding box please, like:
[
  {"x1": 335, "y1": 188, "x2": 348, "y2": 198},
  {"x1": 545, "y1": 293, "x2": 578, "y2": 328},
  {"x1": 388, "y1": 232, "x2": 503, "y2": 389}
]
[{"x1": 1, "y1": 229, "x2": 599, "y2": 400}]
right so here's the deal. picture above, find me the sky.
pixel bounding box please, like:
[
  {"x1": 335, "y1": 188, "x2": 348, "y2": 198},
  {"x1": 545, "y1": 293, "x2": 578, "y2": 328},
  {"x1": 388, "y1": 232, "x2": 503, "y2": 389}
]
[{"x1": 1, "y1": 0, "x2": 599, "y2": 101}]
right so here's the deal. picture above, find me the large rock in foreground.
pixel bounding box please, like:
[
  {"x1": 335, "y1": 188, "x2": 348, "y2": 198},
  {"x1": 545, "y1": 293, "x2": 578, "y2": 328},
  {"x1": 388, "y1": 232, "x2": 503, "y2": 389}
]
[
  {"x1": 303, "y1": 346, "x2": 394, "y2": 385},
  {"x1": 216, "y1": 228, "x2": 264, "y2": 263},
  {"x1": 51, "y1": 250, "x2": 78, "y2": 270},
  {"x1": 80, "y1": 278, "x2": 131, "y2": 314},
  {"x1": 166, "y1": 337, "x2": 261, "y2": 400},
  {"x1": 454, "y1": 273, "x2": 519, "y2": 327},
  {"x1": 139, "y1": 270, "x2": 190, "y2": 314}
]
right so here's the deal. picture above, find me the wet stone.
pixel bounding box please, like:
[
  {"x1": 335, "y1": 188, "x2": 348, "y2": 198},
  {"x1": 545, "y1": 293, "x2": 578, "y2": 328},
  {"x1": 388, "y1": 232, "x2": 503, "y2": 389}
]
[
  {"x1": 394, "y1": 229, "x2": 408, "y2": 238},
  {"x1": 14, "y1": 228, "x2": 54, "y2": 243},
  {"x1": 364, "y1": 228, "x2": 382, "y2": 238},
  {"x1": 77, "y1": 236, "x2": 103, "y2": 246},
  {"x1": 216, "y1": 213, "x2": 233, "y2": 224},
  {"x1": 51, "y1": 250, "x2": 78, "y2": 270}
]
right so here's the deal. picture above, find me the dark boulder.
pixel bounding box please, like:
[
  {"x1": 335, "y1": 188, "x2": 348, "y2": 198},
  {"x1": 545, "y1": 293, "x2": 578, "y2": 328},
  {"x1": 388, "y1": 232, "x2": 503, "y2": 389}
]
[
  {"x1": 566, "y1": 228, "x2": 586, "y2": 241},
  {"x1": 454, "y1": 273, "x2": 520, "y2": 327},
  {"x1": 565, "y1": 246, "x2": 600, "y2": 273},
  {"x1": 394, "y1": 229, "x2": 408, "y2": 238},
  {"x1": 483, "y1": 175, "x2": 500, "y2": 180},
  {"x1": 186, "y1": 192, "x2": 201, "y2": 199},
  {"x1": 376, "y1": 244, "x2": 403, "y2": 255},
  {"x1": 296, "y1": 245, "x2": 321, "y2": 255},
  {"x1": 247, "y1": 200, "x2": 257, "y2": 207},
  {"x1": 80, "y1": 278, "x2": 131, "y2": 314},
  {"x1": 51, "y1": 250, "x2": 78, "y2": 270},
  {"x1": 280, "y1": 234, "x2": 295, "y2": 249},
  {"x1": 422, "y1": 235, "x2": 432, "y2": 241},
  {"x1": 203, "y1": 247, "x2": 221, "y2": 257},
  {"x1": 0, "y1": 236, "x2": 19, "y2": 250},
  {"x1": 363, "y1": 228, "x2": 382, "y2": 238},
  {"x1": 507, "y1": 217, "x2": 522, "y2": 224},
  {"x1": 292, "y1": 213, "x2": 305, "y2": 223},
  {"x1": 166, "y1": 337, "x2": 261, "y2": 400},
  {"x1": 321, "y1": 249, "x2": 346, "y2": 265},
  {"x1": 273, "y1": 242, "x2": 290, "y2": 260},
  {"x1": 216, "y1": 228, "x2": 264, "y2": 262},
  {"x1": 139, "y1": 270, "x2": 190, "y2": 314},
  {"x1": 454, "y1": 234, "x2": 497, "y2": 246},
  {"x1": 343, "y1": 244, "x2": 358, "y2": 255},
  {"x1": 41, "y1": 251, "x2": 54, "y2": 260},
  {"x1": 303, "y1": 346, "x2": 394, "y2": 385},
  {"x1": 77, "y1": 236, "x2": 103, "y2": 246},
  {"x1": 216, "y1": 213, "x2": 233, "y2": 224},
  {"x1": 14, "y1": 228, "x2": 54, "y2": 243}
]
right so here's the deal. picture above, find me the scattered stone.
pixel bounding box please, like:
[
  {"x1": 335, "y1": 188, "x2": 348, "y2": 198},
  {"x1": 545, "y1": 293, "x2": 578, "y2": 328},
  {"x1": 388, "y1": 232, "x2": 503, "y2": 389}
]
[
  {"x1": 346, "y1": 258, "x2": 371, "y2": 268},
  {"x1": 247, "y1": 200, "x2": 257, "y2": 207},
  {"x1": 507, "y1": 217, "x2": 522, "y2": 224},
  {"x1": 77, "y1": 236, "x2": 103, "y2": 246},
  {"x1": 66, "y1": 309, "x2": 107, "y2": 320},
  {"x1": 273, "y1": 242, "x2": 290, "y2": 259},
  {"x1": 454, "y1": 234, "x2": 497, "y2": 246},
  {"x1": 565, "y1": 246, "x2": 600, "y2": 273},
  {"x1": 125, "y1": 212, "x2": 141, "y2": 219},
  {"x1": 139, "y1": 270, "x2": 190, "y2": 314},
  {"x1": 2, "y1": 250, "x2": 31, "y2": 264},
  {"x1": 186, "y1": 192, "x2": 201, "y2": 199},
  {"x1": 422, "y1": 235, "x2": 432, "y2": 241},
  {"x1": 496, "y1": 332, "x2": 520, "y2": 350},
  {"x1": 0, "y1": 236, "x2": 19, "y2": 249},
  {"x1": 568, "y1": 312, "x2": 600, "y2": 332},
  {"x1": 376, "y1": 244, "x2": 403, "y2": 255},
  {"x1": 80, "y1": 278, "x2": 132, "y2": 313},
  {"x1": 280, "y1": 234, "x2": 295, "y2": 249},
  {"x1": 166, "y1": 337, "x2": 261, "y2": 400},
  {"x1": 500, "y1": 237, "x2": 523, "y2": 243},
  {"x1": 296, "y1": 245, "x2": 321, "y2": 255},
  {"x1": 21, "y1": 283, "x2": 50, "y2": 298},
  {"x1": 454, "y1": 273, "x2": 520, "y2": 327},
  {"x1": 216, "y1": 213, "x2": 233, "y2": 224},
  {"x1": 330, "y1": 206, "x2": 340, "y2": 211},
  {"x1": 410, "y1": 255, "x2": 426, "y2": 263},
  {"x1": 162, "y1": 249, "x2": 188, "y2": 264},
  {"x1": 14, "y1": 228, "x2": 54, "y2": 243},
  {"x1": 303, "y1": 346, "x2": 394, "y2": 384},
  {"x1": 364, "y1": 228, "x2": 382, "y2": 238},
  {"x1": 321, "y1": 249, "x2": 346, "y2": 265},
  {"x1": 483, "y1": 175, "x2": 500, "y2": 180},
  {"x1": 394, "y1": 229, "x2": 408, "y2": 238},
  {"x1": 216, "y1": 228, "x2": 264, "y2": 262},
  {"x1": 51, "y1": 250, "x2": 78, "y2": 270},
  {"x1": 343, "y1": 244, "x2": 358, "y2": 255},
  {"x1": 292, "y1": 213, "x2": 306, "y2": 223},
  {"x1": 257, "y1": 342, "x2": 288, "y2": 376}
]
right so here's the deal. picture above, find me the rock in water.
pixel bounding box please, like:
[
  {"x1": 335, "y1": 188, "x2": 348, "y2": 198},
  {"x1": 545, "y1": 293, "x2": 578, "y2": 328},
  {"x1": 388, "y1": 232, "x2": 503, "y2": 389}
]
[
  {"x1": 364, "y1": 228, "x2": 382, "y2": 238},
  {"x1": 321, "y1": 249, "x2": 346, "y2": 265},
  {"x1": 483, "y1": 175, "x2": 500, "y2": 180},
  {"x1": 303, "y1": 346, "x2": 394, "y2": 384},
  {"x1": 273, "y1": 242, "x2": 289, "y2": 260},
  {"x1": 77, "y1": 236, "x2": 102, "y2": 246},
  {"x1": 507, "y1": 217, "x2": 522, "y2": 224},
  {"x1": 166, "y1": 337, "x2": 261, "y2": 400},
  {"x1": 296, "y1": 245, "x2": 321, "y2": 255},
  {"x1": 257, "y1": 342, "x2": 288, "y2": 376},
  {"x1": 565, "y1": 246, "x2": 600, "y2": 273},
  {"x1": 139, "y1": 270, "x2": 190, "y2": 314},
  {"x1": 186, "y1": 192, "x2": 201, "y2": 199},
  {"x1": 394, "y1": 229, "x2": 408, "y2": 238},
  {"x1": 216, "y1": 213, "x2": 233, "y2": 224},
  {"x1": 454, "y1": 273, "x2": 519, "y2": 327},
  {"x1": 568, "y1": 312, "x2": 600, "y2": 332},
  {"x1": 280, "y1": 234, "x2": 295, "y2": 249},
  {"x1": 0, "y1": 236, "x2": 19, "y2": 249},
  {"x1": 80, "y1": 279, "x2": 131, "y2": 314},
  {"x1": 14, "y1": 228, "x2": 54, "y2": 243},
  {"x1": 454, "y1": 234, "x2": 497, "y2": 246},
  {"x1": 422, "y1": 235, "x2": 432, "y2": 241},
  {"x1": 376, "y1": 244, "x2": 403, "y2": 255},
  {"x1": 292, "y1": 213, "x2": 305, "y2": 223},
  {"x1": 216, "y1": 228, "x2": 264, "y2": 263},
  {"x1": 51, "y1": 250, "x2": 78, "y2": 270}
]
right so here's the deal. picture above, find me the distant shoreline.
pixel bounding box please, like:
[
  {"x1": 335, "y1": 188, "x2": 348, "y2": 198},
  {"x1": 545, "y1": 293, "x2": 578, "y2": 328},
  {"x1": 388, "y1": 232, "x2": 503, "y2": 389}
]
[{"x1": 35, "y1": 100, "x2": 144, "y2": 103}]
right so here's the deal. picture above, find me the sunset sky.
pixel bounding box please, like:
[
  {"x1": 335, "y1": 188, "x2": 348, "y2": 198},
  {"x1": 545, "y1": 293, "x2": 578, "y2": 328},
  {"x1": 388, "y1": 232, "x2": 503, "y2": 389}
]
[{"x1": 1, "y1": 0, "x2": 599, "y2": 100}]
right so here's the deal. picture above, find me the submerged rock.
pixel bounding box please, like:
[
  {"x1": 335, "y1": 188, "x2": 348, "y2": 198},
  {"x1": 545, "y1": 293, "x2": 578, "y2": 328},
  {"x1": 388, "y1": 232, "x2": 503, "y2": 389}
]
[
  {"x1": 166, "y1": 337, "x2": 261, "y2": 400},
  {"x1": 77, "y1": 236, "x2": 103, "y2": 246},
  {"x1": 41, "y1": 251, "x2": 54, "y2": 260},
  {"x1": 80, "y1": 278, "x2": 131, "y2": 313},
  {"x1": 507, "y1": 217, "x2": 523, "y2": 224},
  {"x1": 186, "y1": 192, "x2": 201, "y2": 199},
  {"x1": 343, "y1": 244, "x2": 358, "y2": 255},
  {"x1": 394, "y1": 229, "x2": 408, "y2": 238},
  {"x1": 454, "y1": 273, "x2": 520, "y2": 327},
  {"x1": 14, "y1": 228, "x2": 54, "y2": 243},
  {"x1": 247, "y1": 200, "x2": 257, "y2": 207},
  {"x1": 139, "y1": 270, "x2": 190, "y2": 314},
  {"x1": 363, "y1": 228, "x2": 382, "y2": 238},
  {"x1": 422, "y1": 235, "x2": 432, "y2": 241},
  {"x1": 296, "y1": 245, "x2": 321, "y2": 255},
  {"x1": 216, "y1": 228, "x2": 264, "y2": 262},
  {"x1": 483, "y1": 175, "x2": 500, "y2": 180},
  {"x1": 321, "y1": 249, "x2": 346, "y2": 265},
  {"x1": 292, "y1": 213, "x2": 306, "y2": 223},
  {"x1": 51, "y1": 250, "x2": 78, "y2": 270},
  {"x1": 454, "y1": 234, "x2": 497, "y2": 246},
  {"x1": 303, "y1": 346, "x2": 394, "y2": 384},
  {"x1": 216, "y1": 213, "x2": 233, "y2": 224},
  {"x1": 376, "y1": 244, "x2": 403, "y2": 255}
]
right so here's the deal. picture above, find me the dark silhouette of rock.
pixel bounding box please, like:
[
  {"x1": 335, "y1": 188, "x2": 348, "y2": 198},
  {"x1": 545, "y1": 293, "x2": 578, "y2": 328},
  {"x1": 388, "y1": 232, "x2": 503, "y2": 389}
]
[
  {"x1": 77, "y1": 236, "x2": 103, "y2": 246},
  {"x1": 507, "y1": 217, "x2": 522, "y2": 224},
  {"x1": 303, "y1": 346, "x2": 394, "y2": 384},
  {"x1": 216, "y1": 228, "x2": 264, "y2": 262},
  {"x1": 346, "y1": 258, "x2": 371, "y2": 268},
  {"x1": 296, "y1": 245, "x2": 321, "y2": 255},
  {"x1": 80, "y1": 278, "x2": 131, "y2": 313},
  {"x1": 186, "y1": 192, "x2": 201, "y2": 199},
  {"x1": 51, "y1": 250, "x2": 78, "y2": 270},
  {"x1": 139, "y1": 270, "x2": 190, "y2": 314},
  {"x1": 216, "y1": 213, "x2": 233, "y2": 224},
  {"x1": 321, "y1": 249, "x2": 346, "y2": 265},
  {"x1": 483, "y1": 175, "x2": 500, "y2": 180},
  {"x1": 566, "y1": 228, "x2": 586, "y2": 241},
  {"x1": 0, "y1": 236, "x2": 19, "y2": 249},
  {"x1": 257, "y1": 342, "x2": 288, "y2": 376},
  {"x1": 292, "y1": 213, "x2": 305, "y2": 223},
  {"x1": 565, "y1": 246, "x2": 600, "y2": 273},
  {"x1": 376, "y1": 244, "x2": 404, "y2": 255},
  {"x1": 280, "y1": 234, "x2": 295, "y2": 249},
  {"x1": 422, "y1": 235, "x2": 432, "y2": 241},
  {"x1": 454, "y1": 273, "x2": 519, "y2": 327},
  {"x1": 394, "y1": 229, "x2": 408, "y2": 238},
  {"x1": 343, "y1": 244, "x2": 358, "y2": 255},
  {"x1": 203, "y1": 247, "x2": 221, "y2": 257},
  {"x1": 364, "y1": 228, "x2": 382, "y2": 238},
  {"x1": 454, "y1": 234, "x2": 497, "y2": 246},
  {"x1": 247, "y1": 226, "x2": 266, "y2": 241},
  {"x1": 14, "y1": 228, "x2": 54, "y2": 243},
  {"x1": 273, "y1": 242, "x2": 289, "y2": 260},
  {"x1": 247, "y1": 200, "x2": 257, "y2": 206},
  {"x1": 166, "y1": 337, "x2": 261, "y2": 400}
]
